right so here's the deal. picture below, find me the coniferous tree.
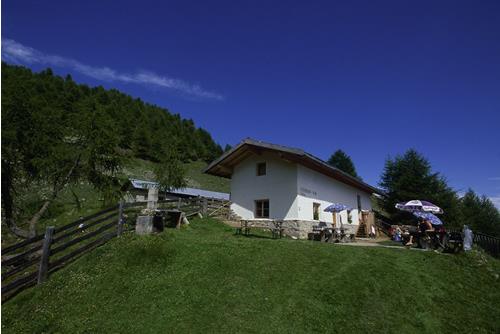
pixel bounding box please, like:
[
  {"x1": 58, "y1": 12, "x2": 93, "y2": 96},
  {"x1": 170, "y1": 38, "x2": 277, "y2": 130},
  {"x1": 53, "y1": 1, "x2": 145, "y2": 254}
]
[
  {"x1": 460, "y1": 190, "x2": 500, "y2": 237},
  {"x1": 378, "y1": 149, "x2": 460, "y2": 227},
  {"x1": 1, "y1": 88, "x2": 123, "y2": 237},
  {"x1": 1, "y1": 62, "x2": 223, "y2": 238},
  {"x1": 327, "y1": 150, "x2": 361, "y2": 179},
  {"x1": 154, "y1": 145, "x2": 187, "y2": 194}
]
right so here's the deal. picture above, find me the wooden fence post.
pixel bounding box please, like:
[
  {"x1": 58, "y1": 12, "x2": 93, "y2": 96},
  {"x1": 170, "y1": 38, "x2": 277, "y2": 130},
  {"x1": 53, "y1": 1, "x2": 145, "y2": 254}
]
[
  {"x1": 177, "y1": 198, "x2": 181, "y2": 210},
  {"x1": 37, "y1": 226, "x2": 55, "y2": 284},
  {"x1": 202, "y1": 198, "x2": 208, "y2": 216},
  {"x1": 117, "y1": 200, "x2": 124, "y2": 236}
]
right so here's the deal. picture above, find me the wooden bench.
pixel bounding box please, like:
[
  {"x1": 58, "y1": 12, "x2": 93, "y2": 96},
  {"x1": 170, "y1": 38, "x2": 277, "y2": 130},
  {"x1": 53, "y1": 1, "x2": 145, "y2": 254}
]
[{"x1": 235, "y1": 220, "x2": 283, "y2": 239}]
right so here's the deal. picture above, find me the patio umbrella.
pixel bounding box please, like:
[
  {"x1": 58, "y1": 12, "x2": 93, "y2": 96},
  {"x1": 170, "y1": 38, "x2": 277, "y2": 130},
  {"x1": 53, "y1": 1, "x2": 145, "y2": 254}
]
[
  {"x1": 324, "y1": 203, "x2": 351, "y2": 213},
  {"x1": 395, "y1": 200, "x2": 443, "y2": 214},
  {"x1": 324, "y1": 203, "x2": 351, "y2": 228},
  {"x1": 412, "y1": 211, "x2": 444, "y2": 226}
]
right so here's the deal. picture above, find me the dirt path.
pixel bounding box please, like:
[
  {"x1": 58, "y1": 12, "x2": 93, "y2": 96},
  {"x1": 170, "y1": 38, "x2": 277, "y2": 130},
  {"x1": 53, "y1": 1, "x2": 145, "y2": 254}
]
[{"x1": 335, "y1": 239, "x2": 428, "y2": 251}]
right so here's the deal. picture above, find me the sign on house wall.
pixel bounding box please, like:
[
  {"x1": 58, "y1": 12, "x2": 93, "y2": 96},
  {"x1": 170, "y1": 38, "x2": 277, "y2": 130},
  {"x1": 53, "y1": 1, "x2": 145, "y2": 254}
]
[{"x1": 299, "y1": 187, "x2": 317, "y2": 197}]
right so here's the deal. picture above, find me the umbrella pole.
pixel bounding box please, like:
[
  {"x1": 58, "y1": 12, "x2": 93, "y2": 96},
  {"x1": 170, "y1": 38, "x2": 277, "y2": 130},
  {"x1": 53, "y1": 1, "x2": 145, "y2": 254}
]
[{"x1": 332, "y1": 213, "x2": 336, "y2": 228}]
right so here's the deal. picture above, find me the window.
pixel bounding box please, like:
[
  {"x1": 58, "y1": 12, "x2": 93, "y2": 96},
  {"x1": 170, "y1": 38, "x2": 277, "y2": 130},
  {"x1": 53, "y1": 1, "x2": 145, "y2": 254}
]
[
  {"x1": 357, "y1": 195, "x2": 362, "y2": 212},
  {"x1": 255, "y1": 200, "x2": 269, "y2": 218},
  {"x1": 313, "y1": 203, "x2": 320, "y2": 220},
  {"x1": 256, "y1": 162, "x2": 266, "y2": 176}
]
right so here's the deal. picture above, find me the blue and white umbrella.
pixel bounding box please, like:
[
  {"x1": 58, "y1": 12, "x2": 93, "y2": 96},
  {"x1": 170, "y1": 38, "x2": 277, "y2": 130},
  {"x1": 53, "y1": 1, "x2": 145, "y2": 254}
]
[
  {"x1": 324, "y1": 203, "x2": 351, "y2": 213},
  {"x1": 395, "y1": 200, "x2": 443, "y2": 214},
  {"x1": 324, "y1": 203, "x2": 351, "y2": 228},
  {"x1": 413, "y1": 211, "x2": 444, "y2": 226}
]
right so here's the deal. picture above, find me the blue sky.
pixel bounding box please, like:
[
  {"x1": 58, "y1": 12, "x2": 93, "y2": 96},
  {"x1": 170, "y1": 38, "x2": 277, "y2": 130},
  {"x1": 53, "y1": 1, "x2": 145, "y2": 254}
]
[{"x1": 3, "y1": 0, "x2": 500, "y2": 207}]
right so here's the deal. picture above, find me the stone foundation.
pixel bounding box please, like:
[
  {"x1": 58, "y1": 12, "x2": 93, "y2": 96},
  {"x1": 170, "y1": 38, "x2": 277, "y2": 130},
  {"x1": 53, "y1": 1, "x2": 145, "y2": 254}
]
[
  {"x1": 278, "y1": 220, "x2": 359, "y2": 239},
  {"x1": 237, "y1": 219, "x2": 360, "y2": 239},
  {"x1": 276, "y1": 220, "x2": 315, "y2": 239}
]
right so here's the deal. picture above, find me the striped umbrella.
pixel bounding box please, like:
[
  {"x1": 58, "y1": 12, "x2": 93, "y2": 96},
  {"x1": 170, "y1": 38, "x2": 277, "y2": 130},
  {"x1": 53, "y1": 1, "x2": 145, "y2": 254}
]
[
  {"x1": 413, "y1": 211, "x2": 444, "y2": 226},
  {"x1": 324, "y1": 203, "x2": 351, "y2": 228},
  {"x1": 395, "y1": 200, "x2": 443, "y2": 214},
  {"x1": 324, "y1": 203, "x2": 351, "y2": 213}
]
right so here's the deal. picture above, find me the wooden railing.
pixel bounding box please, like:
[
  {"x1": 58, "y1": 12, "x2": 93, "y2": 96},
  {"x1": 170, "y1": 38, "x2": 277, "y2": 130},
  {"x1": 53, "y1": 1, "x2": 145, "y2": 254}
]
[
  {"x1": 1, "y1": 204, "x2": 123, "y2": 303},
  {"x1": 1, "y1": 197, "x2": 230, "y2": 303},
  {"x1": 374, "y1": 219, "x2": 393, "y2": 237},
  {"x1": 473, "y1": 232, "x2": 500, "y2": 257}
]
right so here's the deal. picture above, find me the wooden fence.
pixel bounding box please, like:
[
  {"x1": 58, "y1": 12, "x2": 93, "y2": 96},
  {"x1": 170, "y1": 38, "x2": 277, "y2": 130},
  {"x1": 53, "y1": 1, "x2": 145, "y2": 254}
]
[
  {"x1": 1, "y1": 197, "x2": 229, "y2": 303},
  {"x1": 473, "y1": 232, "x2": 500, "y2": 257}
]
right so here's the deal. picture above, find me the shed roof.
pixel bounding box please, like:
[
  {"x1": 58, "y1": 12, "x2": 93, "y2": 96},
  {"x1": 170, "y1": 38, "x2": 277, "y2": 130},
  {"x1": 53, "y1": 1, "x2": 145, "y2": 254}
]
[
  {"x1": 203, "y1": 138, "x2": 383, "y2": 195},
  {"x1": 127, "y1": 179, "x2": 230, "y2": 200}
]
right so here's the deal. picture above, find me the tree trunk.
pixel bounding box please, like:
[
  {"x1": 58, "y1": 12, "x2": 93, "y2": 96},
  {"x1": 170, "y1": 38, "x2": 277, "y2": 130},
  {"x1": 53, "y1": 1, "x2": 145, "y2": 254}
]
[
  {"x1": 6, "y1": 155, "x2": 82, "y2": 239},
  {"x1": 26, "y1": 156, "x2": 81, "y2": 238},
  {"x1": 5, "y1": 219, "x2": 32, "y2": 239},
  {"x1": 2, "y1": 161, "x2": 32, "y2": 238},
  {"x1": 27, "y1": 200, "x2": 52, "y2": 238}
]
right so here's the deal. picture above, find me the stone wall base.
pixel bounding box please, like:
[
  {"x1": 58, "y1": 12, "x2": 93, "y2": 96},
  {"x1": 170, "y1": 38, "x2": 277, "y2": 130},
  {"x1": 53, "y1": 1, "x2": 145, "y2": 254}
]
[{"x1": 277, "y1": 220, "x2": 359, "y2": 239}]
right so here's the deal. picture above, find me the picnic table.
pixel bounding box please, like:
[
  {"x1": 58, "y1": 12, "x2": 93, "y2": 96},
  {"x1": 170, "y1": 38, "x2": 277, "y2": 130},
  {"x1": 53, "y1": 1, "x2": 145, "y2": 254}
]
[
  {"x1": 308, "y1": 224, "x2": 355, "y2": 243},
  {"x1": 235, "y1": 220, "x2": 284, "y2": 239}
]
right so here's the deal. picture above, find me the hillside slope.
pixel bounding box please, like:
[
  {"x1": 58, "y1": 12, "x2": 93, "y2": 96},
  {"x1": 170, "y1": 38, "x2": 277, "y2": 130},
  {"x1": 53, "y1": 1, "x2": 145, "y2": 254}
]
[
  {"x1": 1, "y1": 62, "x2": 229, "y2": 242},
  {"x1": 124, "y1": 159, "x2": 230, "y2": 193},
  {"x1": 1, "y1": 62, "x2": 224, "y2": 163},
  {"x1": 1, "y1": 159, "x2": 229, "y2": 247},
  {"x1": 2, "y1": 218, "x2": 499, "y2": 333}
]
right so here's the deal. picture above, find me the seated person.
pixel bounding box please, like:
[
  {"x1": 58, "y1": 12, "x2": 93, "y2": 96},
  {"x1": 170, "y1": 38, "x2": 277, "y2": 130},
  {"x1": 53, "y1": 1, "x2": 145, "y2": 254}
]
[
  {"x1": 405, "y1": 218, "x2": 434, "y2": 246},
  {"x1": 422, "y1": 219, "x2": 434, "y2": 232},
  {"x1": 393, "y1": 226, "x2": 402, "y2": 242}
]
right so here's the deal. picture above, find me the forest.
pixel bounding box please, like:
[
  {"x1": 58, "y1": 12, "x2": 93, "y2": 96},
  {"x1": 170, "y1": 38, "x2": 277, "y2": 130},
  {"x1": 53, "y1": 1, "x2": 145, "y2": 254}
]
[{"x1": 1, "y1": 62, "x2": 223, "y2": 238}]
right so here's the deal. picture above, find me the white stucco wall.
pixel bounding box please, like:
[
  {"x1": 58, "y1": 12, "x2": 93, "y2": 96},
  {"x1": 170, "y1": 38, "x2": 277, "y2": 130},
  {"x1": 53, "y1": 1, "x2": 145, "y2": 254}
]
[
  {"x1": 230, "y1": 152, "x2": 299, "y2": 220},
  {"x1": 230, "y1": 152, "x2": 373, "y2": 225},
  {"x1": 296, "y1": 165, "x2": 372, "y2": 225}
]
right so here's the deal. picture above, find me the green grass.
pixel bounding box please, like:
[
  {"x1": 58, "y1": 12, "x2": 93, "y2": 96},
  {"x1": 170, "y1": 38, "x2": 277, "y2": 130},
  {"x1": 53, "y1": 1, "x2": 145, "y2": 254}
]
[
  {"x1": 122, "y1": 158, "x2": 230, "y2": 193},
  {"x1": 1, "y1": 159, "x2": 229, "y2": 246},
  {"x1": 3, "y1": 218, "x2": 499, "y2": 333},
  {"x1": 183, "y1": 160, "x2": 230, "y2": 193},
  {"x1": 1, "y1": 183, "x2": 108, "y2": 247}
]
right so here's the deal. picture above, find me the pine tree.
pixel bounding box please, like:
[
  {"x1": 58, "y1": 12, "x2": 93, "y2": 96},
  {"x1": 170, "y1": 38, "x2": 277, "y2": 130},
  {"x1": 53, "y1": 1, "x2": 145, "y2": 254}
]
[
  {"x1": 378, "y1": 149, "x2": 460, "y2": 227},
  {"x1": 327, "y1": 150, "x2": 361, "y2": 179},
  {"x1": 460, "y1": 190, "x2": 500, "y2": 237}
]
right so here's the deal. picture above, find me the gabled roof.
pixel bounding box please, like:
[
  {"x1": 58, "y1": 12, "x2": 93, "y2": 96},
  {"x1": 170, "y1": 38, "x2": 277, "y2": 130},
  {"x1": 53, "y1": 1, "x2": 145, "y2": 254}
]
[
  {"x1": 204, "y1": 138, "x2": 382, "y2": 195},
  {"x1": 126, "y1": 178, "x2": 230, "y2": 200}
]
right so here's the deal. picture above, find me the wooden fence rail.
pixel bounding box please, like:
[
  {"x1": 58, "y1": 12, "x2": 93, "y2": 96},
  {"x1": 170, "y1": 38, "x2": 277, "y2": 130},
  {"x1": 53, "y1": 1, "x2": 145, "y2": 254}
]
[
  {"x1": 1, "y1": 196, "x2": 229, "y2": 303},
  {"x1": 472, "y1": 232, "x2": 500, "y2": 258},
  {"x1": 1, "y1": 205, "x2": 122, "y2": 303},
  {"x1": 1, "y1": 234, "x2": 45, "y2": 256}
]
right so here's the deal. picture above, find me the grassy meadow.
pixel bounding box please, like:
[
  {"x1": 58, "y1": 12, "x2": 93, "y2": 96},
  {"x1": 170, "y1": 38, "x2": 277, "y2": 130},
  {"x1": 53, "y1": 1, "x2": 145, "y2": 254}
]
[
  {"x1": 2, "y1": 217, "x2": 499, "y2": 333},
  {"x1": 1, "y1": 159, "x2": 229, "y2": 246}
]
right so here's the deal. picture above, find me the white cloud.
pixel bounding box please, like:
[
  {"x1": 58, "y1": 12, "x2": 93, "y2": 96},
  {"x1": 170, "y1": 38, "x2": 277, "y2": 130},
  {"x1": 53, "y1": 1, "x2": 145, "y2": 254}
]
[
  {"x1": 2, "y1": 38, "x2": 224, "y2": 100},
  {"x1": 489, "y1": 196, "x2": 500, "y2": 210}
]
